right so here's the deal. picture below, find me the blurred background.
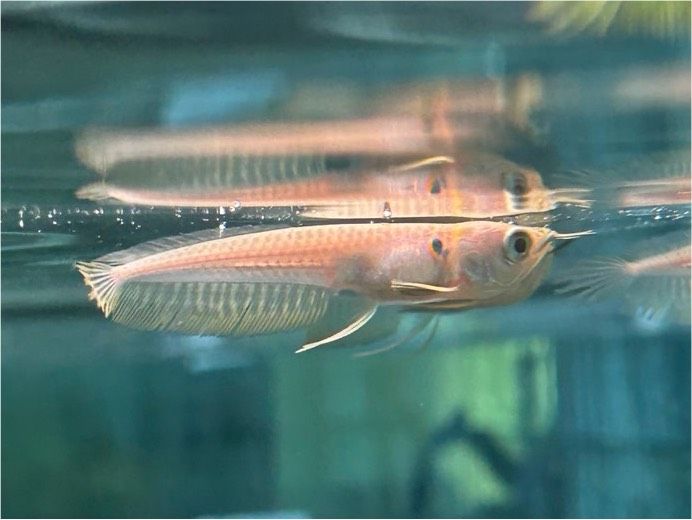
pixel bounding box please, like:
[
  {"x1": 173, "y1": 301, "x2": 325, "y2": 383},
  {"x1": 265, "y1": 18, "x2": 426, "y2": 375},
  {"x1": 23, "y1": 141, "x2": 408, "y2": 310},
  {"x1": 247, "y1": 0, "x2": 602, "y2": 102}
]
[{"x1": 2, "y1": 2, "x2": 690, "y2": 518}]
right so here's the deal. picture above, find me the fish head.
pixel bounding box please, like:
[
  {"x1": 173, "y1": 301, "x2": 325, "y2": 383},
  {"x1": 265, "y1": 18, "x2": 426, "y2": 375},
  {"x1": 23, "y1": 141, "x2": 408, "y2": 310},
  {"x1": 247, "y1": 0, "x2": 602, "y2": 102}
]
[
  {"x1": 499, "y1": 165, "x2": 555, "y2": 214},
  {"x1": 450, "y1": 152, "x2": 557, "y2": 215},
  {"x1": 451, "y1": 223, "x2": 555, "y2": 303}
]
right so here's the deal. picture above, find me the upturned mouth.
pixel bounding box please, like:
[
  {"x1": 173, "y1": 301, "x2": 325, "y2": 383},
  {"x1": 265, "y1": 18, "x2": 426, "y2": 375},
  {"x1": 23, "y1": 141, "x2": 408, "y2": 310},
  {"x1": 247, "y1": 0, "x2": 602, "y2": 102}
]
[{"x1": 544, "y1": 229, "x2": 596, "y2": 254}]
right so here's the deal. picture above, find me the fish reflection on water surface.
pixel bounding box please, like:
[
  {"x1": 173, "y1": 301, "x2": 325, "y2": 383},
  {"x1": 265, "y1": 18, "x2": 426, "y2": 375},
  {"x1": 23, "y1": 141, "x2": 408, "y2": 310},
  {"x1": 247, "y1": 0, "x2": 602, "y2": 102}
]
[
  {"x1": 76, "y1": 149, "x2": 590, "y2": 220},
  {"x1": 561, "y1": 152, "x2": 691, "y2": 211},
  {"x1": 76, "y1": 221, "x2": 576, "y2": 352},
  {"x1": 74, "y1": 75, "x2": 540, "y2": 171}
]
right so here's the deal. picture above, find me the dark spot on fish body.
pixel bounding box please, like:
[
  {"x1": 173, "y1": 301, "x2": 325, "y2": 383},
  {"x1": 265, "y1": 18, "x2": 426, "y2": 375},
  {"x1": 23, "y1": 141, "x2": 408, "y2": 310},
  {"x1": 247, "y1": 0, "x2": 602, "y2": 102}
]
[
  {"x1": 431, "y1": 238, "x2": 443, "y2": 255},
  {"x1": 430, "y1": 178, "x2": 442, "y2": 194}
]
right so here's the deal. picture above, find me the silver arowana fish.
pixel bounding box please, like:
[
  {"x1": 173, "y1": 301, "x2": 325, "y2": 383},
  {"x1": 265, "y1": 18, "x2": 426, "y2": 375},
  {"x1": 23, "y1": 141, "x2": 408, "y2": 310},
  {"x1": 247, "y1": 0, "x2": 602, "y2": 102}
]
[
  {"x1": 76, "y1": 151, "x2": 589, "y2": 220},
  {"x1": 557, "y1": 230, "x2": 691, "y2": 325},
  {"x1": 76, "y1": 222, "x2": 585, "y2": 352}
]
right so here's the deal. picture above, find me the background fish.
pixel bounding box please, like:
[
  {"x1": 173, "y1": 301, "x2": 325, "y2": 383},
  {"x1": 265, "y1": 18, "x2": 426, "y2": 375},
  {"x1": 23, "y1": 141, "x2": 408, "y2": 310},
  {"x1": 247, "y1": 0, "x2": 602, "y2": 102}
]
[
  {"x1": 74, "y1": 117, "x2": 456, "y2": 172},
  {"x1": 556, "y1": 230, "x2": 690, "y2": 325}
]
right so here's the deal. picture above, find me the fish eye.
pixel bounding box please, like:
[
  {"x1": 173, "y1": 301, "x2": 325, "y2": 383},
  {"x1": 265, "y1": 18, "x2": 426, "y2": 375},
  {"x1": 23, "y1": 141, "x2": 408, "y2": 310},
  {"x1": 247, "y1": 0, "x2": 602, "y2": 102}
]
[
  {"x1": 430, "y1": 178, "x2": 442, "y2": 194},
  {"x1": 503, "y1": 172, "x2": 529, "y2": 197},
  {"x1": 504, "y1": 231, "x2": 531, "y2": 262}
]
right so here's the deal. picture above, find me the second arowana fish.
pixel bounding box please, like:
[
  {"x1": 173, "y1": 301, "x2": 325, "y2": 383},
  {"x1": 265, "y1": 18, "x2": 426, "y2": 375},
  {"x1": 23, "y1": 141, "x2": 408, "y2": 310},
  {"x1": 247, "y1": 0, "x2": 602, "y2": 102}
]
[
  {"x1": 76, "y1": 222, "x2": 584, "y2": 351},
  {"x1": 556, "y1": 230, "x2": 690, "y2": 325},
  {"x1": 76, "y1": 151, "x2": 589, "y2": 220}
]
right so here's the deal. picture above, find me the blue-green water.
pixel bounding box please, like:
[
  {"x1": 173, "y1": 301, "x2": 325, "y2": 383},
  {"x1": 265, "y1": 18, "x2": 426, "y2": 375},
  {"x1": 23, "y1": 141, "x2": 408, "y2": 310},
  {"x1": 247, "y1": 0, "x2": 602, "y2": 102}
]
[{"x1": 2, "y1": 3, "x2": 690, "y2": 518}]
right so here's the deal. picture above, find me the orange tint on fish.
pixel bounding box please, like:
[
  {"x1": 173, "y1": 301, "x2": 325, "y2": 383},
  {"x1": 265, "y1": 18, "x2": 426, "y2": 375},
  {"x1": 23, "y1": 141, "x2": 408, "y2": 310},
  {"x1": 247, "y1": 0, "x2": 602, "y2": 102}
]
[
  {"x1": 75, "y1": 222, "x2": 563, "y2": 350},
  {"x1": 613, "y1": 177, "x2": 691, "y2": 208},
  {"x1": 625, "y1": 243, "x2": 690, "y2": 275},
  {"x1": 556, "y1": 231, "x2": 690, "y2": 325},
  {"x1": 76, "y1": 117, "x2": 457, "y2": 173},
  {"x1": 78, "y1": 221, "x2": 556, "y2": 312},
  {"x1": 77, "y1": 152, "x2": 582, "y2": 219}
]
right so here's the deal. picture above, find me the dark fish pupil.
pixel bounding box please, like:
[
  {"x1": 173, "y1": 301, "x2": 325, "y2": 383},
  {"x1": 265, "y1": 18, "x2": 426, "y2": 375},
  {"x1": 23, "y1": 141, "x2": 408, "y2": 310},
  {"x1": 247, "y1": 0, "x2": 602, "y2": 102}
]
[
  {"x1": 514, "y1": 237, "x2": 527, "y2": 254},
  {"x1": 504, "y1": 172, "x2": 528, "y2": 196},
  {"x1": 431, "y1": 238, "x2": 443, "y2": 255},
  {"x1": 512, "y1": 176, "x2": 527, "y2": 196},
  {"x1": 430, "y1": 179, "x2": 442, "y2": 194}
]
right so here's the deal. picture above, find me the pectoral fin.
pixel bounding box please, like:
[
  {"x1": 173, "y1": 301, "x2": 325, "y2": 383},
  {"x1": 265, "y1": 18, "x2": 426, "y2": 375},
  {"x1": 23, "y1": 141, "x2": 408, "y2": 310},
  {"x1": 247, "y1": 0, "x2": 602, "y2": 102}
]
[
  {"x1": 391, "y1": 155, "x2": 455, "y2": 173},
  {"x1": 390, "y1": 280, "x2": 460, "y2": 297},
  {"x1": 412, "y1": 300, "x2": 477, "y2": 311}
]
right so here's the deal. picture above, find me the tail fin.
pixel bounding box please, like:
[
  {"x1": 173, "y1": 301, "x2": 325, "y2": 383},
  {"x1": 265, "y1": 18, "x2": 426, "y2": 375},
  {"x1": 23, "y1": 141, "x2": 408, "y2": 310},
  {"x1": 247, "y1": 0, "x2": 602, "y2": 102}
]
[
  {"x1": 75, "y1": 183, "x2": 113, "y2": 201},
  {"x1": 75, "y1": 261, "x2": 120, "y2": 316}
]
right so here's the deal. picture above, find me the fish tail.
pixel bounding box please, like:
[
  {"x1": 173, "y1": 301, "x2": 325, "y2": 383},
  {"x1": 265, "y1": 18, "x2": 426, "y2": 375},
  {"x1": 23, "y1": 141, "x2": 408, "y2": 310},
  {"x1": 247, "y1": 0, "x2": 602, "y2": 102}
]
[
  {"x1": 75, "y1": 183, "x2": 112, "y2": 201},
  {"x1": 75, "y1": 260, "x2": 121, "y2": 317}
]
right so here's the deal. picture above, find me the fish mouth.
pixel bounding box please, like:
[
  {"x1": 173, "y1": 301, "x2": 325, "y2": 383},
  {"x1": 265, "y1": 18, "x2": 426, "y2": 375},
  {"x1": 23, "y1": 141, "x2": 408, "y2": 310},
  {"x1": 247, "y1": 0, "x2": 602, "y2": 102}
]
[{"x1": 543, "y1": 229, "x2": 595, "y2": 254}]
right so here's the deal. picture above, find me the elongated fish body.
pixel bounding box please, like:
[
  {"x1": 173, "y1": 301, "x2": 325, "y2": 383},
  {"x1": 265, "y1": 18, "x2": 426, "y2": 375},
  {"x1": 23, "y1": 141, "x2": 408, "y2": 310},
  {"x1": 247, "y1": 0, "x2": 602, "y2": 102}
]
[
  {"x1": 283, "y1": 75, "x2": 542, "y2": 130},
  {"x1": 81, "y1": 222, "x2": 549, "y2": 304},
  {"x1": 612, "y1": 176, "x2": 690, "y2": 208},
  {"x1": 77, "y1": 152, "x2": 586, "y2": 219},
  {"x1": 557, "y1": 231, "x2": 691, "y2": 325},
  {"x1": 624, "y1": 243, "x2": 690, "y2": 275},
  {"x1": 76, "y1": 222, "x2": 558, "y2": 346},
  {"x1": 89, "y1": 224, "x2": 462, "y2": 304},
  {"x1": 75, "y1": 117, "x2": 454, "y2": 173}
]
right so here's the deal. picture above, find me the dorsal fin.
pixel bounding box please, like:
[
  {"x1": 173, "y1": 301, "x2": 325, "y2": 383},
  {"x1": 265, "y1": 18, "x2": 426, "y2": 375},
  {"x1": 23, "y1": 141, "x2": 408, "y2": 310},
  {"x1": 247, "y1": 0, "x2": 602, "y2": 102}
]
[{"x1": 97, "y1": 224, "x2": 290, "y2": 265}]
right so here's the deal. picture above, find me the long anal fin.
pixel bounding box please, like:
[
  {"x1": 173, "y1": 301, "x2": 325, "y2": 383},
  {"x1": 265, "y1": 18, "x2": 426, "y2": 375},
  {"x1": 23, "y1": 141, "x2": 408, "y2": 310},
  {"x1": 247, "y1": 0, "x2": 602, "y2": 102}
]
[{"x1": 75, "y1": 259, "x2": 337, "y2": 337}]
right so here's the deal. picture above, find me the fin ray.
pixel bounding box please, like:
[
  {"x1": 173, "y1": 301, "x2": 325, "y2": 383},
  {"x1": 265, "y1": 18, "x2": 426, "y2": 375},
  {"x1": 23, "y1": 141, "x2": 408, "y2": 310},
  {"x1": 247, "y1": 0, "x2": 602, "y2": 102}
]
[{"x1": 76, "y1": 259, "x2": 336, "y2": 336}]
